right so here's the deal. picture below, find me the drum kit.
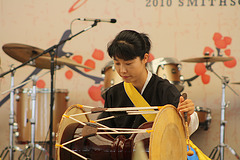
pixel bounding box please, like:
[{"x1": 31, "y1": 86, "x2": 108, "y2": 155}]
[
  {"x1": 0, "y1": 43, "x2": 92, "y2": 160},
  {"x1": 1, "y1": 41, "x2": 239, "y2": 160}
]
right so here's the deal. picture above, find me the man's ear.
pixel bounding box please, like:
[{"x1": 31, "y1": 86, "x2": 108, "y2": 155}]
[{"x1": 143, "y1": 53, "x2": 149, "y2": 63}]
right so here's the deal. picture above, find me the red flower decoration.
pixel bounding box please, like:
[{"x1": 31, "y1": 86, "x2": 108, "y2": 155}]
[
  {"x1": 36, "y1": 79, "x2": 46, "y2": 88},
  {"x1": 203, "y1": 46, "x2": 214, "y2": 56},
  {"x1": 223, "y1": 36, "x2": 232, "y2": 45},
  {"x1": 72, "y1": 55, "x2": 83, "y2": 64},
  {"x1": 65, "y1": 70, "x2": 73, "y2": 79},
  {"x1": 215, "y1": 39, "x2": 227, "y2": 49},
  {"x1": 92, "y1": 49, "x2": 104, "y2": 60},
  {"x1": 84, "y1": 59, "x2": 95, "y2": 72},
  {"x1": 201, "y1": 74, "x2": 210, "y2": 84},
  {"x1": 224, "y1": 49, "x2": 231, "y2": 56},
  {"x1": 88, "y1": 84, "x2": 104, "y2": 104},
  {"x1": 147, "y1": 53, "x2": 155, "y2": 62},
  {"x1": 223, "y1": 56, "x2": 237, "y2": 68},
  {"x1": 194, "y1": 63, "x2": 206, "y2": 76},
  {"x1": 213, "y1": 32, "x2": 222, "y2": 42}
]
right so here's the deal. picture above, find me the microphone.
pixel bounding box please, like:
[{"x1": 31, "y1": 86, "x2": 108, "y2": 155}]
[{"x1": 77, "y1": 18, "x2": 117, "y2": 23}]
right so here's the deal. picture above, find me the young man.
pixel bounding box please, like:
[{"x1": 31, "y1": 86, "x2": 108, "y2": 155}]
[{"x1": 98, "y1": 30, "x2": 198, "y2": 135}]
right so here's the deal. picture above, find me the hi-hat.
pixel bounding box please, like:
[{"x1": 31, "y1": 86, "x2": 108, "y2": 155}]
[{"x1": 181, "y1": 56, "x2": 233, "y2": 63}]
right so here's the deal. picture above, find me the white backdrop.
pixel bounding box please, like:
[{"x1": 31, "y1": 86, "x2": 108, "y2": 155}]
[{"x1": 0, "y1": 0, "x2": 240, "y2": 159}]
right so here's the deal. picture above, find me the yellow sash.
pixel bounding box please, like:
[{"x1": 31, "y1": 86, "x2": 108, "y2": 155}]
[
  {"x1": 124, "y1": 82, "x2": 156, "y2": 122},
  {"x1": 188, "y1": 140, "x2": 212, "y2": 160}
]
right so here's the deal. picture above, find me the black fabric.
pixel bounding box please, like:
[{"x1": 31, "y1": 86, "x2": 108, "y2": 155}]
[{"x1": 98, "y1": 74, "x2": 181, "y2": 130}]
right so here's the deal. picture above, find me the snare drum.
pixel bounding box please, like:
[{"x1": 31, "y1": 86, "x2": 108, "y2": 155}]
[
  {"x1": 101, "y1": 61, "x2": 122, "y2": 98},
  {"x1": 195, "y1": 106, "x2": 211, "y2": 130},
  {"x1": 148, "y1": 57, "x2": 184, "y2": 92},
  {"x1": 55, "y1": 104, "x2": 187, "y2": 160},
  {"x1": 16, "y1": 88, "x2": 69, "y2": 143}
]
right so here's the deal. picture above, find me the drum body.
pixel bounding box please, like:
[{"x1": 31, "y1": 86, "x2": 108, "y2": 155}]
[
  {"x1": 101, "y1": 61, "x2": 122, "y2": 98},
  {"x1": 195, "y1": 106, "x2": 211, "y2": 130},
  {"x1": 148, "y1": 57, "x2": 184, "y2": 92},
  {"x1": 16, "y1": 88, "x2": 69, "y2": 143},
  {"x1": 56, "y1": 104, "x2": 187, "y2": 160}
]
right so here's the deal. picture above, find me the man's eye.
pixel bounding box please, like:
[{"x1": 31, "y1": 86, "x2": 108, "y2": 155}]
[
  {"x1": 115, "y1": 63, "x2": 120, "y2": 65},
  {"x1": 126, "y1": 63, "x2": 132, "y2": 65}
]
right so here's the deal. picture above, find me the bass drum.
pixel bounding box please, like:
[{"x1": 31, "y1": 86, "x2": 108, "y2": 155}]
[
  {"x1": 147, "y1": 57, "x2": 184, "y2": 92},
  {"x1": 55, "y1": 104, "x2": 187, "y2": 160},
  {"x1": 16, "y1": 88, "x2": 69, "y2": 143}
]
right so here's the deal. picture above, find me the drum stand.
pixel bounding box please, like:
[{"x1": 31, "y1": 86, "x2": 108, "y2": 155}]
[
  {"x1": 206, "y1": 64, "x2": 240, "y2": 160},
  {"x1": 0, "y1": 66, "x2": 24, "y2": 160},
  {"x1": 18, "y1": 75, "x2": 48, "y2": 160}
]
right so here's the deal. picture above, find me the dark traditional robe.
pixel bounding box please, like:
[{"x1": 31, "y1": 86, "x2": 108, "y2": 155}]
[{"x1": 98, "y1": 74, "x2": 181, "y2": 129}]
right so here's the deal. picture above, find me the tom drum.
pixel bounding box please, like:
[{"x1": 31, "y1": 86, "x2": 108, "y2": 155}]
[{"x1": 148, "y1": 57, "x2": 184, "y2": 92}]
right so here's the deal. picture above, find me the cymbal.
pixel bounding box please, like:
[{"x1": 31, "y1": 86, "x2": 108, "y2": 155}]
[
  {"x1": 38, "y1": 56, "x2": 94, "y2": 70},
  {"x1": 2, "y1": 43, "x2": 93, "y2": 70},
  {"x1": 181, "y1": 56, "x2": 233, "y2": 63},
  {"x1": 231, "y1": 82, "x2": 240, "y2": 85},
  {"x1": 2, "y1": 43, "x2": 52, "y2": 69}
]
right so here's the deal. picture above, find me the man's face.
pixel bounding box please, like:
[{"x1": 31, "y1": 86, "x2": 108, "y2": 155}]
[{"x1": 113, "y1": 54, "x2": 148, "y2": 84}]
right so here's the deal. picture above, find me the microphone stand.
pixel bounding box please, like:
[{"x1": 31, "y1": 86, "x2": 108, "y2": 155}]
[{"x1": 0, "y1": 20, "x2": 99, "y2": 160}]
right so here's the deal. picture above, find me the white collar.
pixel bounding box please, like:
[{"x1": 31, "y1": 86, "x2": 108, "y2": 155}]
[{"x1": 141, "y1": 70, "x2": 152, "y2": 95}]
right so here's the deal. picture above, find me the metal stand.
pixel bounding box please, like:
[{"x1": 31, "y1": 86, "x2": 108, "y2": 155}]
[
  {"x1": 207, "y1": 64, "x2": 240, "y2": 160},
  {"x1": 0, "y1": 65, "x2": 23, "y2": 160},
  {"x1": 0, "y1": 20, "x2": 99, "y2": 160},
  {"x1": 18, "y1": 75, "x2": 47, "y2": 160}
]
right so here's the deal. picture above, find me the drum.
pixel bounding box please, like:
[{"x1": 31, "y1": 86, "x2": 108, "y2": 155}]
[
  {"x1": 101, "y1": 61, "x2": 122, "y2": 98},
  {"x1": 195, "y1": 106, "x2": 211, "y2": 130},
  {"x1": 16, "y1": 88, "x2": 69, "y2": 143},
  {"x1": 55, "y1": 104, "x2": 187, "y2": 160},
  {"x1": 147, "y1": 57, "x2": 184, "y2": 92}
]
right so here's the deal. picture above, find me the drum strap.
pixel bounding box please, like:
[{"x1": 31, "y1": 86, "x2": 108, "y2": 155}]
[{"x1": 124, "y1": 82, "x2": 156, "y2": 122}]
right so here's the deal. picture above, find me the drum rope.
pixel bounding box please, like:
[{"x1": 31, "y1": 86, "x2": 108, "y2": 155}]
[
  {"x1": 61, "y1": 136, "x2": 83, "y2": 146},
  {"x1": 95, "y1": 115, "x2": 115, "y2": 122},
  {"x1": 63, "y1": 115, "x2": 86, "y2": 126},
  {"x1": 56, "y1": 144, "x2": 88, "y2": 160},
  {"x1": 70, "y1": 111, "x2": 92, "y2": 117}
]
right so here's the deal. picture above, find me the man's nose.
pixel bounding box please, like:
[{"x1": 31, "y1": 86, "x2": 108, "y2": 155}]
[{"x1": 120, "y1": 64, "x2": 127, "y2": 73}]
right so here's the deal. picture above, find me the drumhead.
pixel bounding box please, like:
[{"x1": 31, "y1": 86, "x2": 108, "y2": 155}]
[
  {"x1": 55, "y1": 104, "x2": 89, "y2": 160},
  {"x1": 149, "y1": 105, "x2": 187, "y2": 160},
  {"x1": 149, "y1": 57, "x2": 181, "y2": 74}
]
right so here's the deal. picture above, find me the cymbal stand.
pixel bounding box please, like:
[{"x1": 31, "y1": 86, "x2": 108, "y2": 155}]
[
  {"x1": 206, "y1": 64, "x2": 240, "y2": 160},
  {"x1": 0, "y1": 65, "x2": 23, "y2": 160},
  {"x1": 18, "y1": 75, "x2": 48, "y2": 160}
]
